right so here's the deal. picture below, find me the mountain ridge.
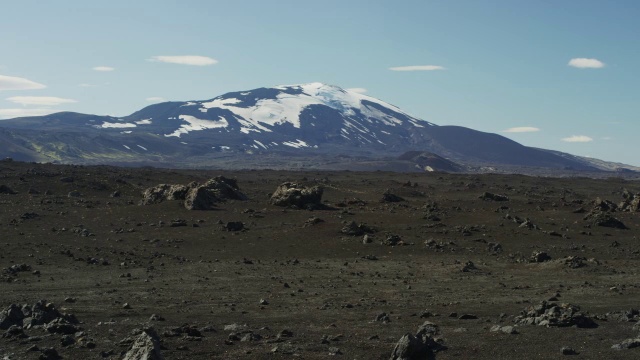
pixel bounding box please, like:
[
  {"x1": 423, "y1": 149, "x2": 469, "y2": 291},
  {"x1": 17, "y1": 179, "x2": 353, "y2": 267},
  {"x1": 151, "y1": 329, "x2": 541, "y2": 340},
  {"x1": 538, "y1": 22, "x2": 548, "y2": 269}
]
[{"x1": 0, "y1": 82, "x2": 636, "y2": 174}]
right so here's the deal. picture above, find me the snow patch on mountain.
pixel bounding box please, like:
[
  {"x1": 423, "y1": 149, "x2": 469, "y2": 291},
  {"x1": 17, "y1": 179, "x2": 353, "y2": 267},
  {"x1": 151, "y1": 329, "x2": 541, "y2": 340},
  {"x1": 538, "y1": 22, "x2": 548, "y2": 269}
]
[
  {"x1": 165, "y1": 115, "x2": 229, "y2": 138},
  {"x1": 282, "y1": 139, "x2": 310, "y2": 148},
  {"x1": 100, "y1": 122, "x2": 136, "y2": 129}
]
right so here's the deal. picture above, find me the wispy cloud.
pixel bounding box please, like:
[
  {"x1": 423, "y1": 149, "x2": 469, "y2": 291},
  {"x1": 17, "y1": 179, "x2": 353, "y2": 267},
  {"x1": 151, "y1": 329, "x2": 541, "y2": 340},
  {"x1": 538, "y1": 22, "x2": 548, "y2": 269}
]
[
  {"x1": 346, "y1": 88, "x2": 367, "y2": 94},
  {"x1": 503, "y1": 126, "x2": 540, "y2": 133},
  {"x1": 602, "y1": 136, "x2": 613, "y2": 141},
  {"x1": 93, "y1": 66, "x2": 115, "y2": 72},
  {"x1": 148, "y1": 55, "x2": 218, "y2": 66},
  {"x1": 6, "y1": 96, "x2": 77, "y2": 106},
  {"x1": 562, "y1": 135, "x2": 593, "y2": 143},
  {"x1": 568, "y1": 58, "x2": 605, "y2": 69},
  {"x1": 0, "y1": 75, "x2": 46, "y2": 91},
  {"x1": 146, "y1": 97, "x2": 166, "y2": 102},
  {"x1": 389, "y1": 65, "x2": 445, "y2": 71},
  {"x1": 78, "y1": 83, "x2": 96, "y2": 88},
  {"x1": 0, "y1": 108, "x2": 58, "y2": 119}
]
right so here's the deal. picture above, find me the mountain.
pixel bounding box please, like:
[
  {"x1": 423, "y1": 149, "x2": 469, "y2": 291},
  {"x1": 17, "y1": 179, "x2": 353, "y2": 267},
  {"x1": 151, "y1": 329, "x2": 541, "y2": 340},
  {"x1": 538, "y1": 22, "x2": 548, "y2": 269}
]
[{"x1": 0, "y1": 82, "x2": 635, "y2": 173}]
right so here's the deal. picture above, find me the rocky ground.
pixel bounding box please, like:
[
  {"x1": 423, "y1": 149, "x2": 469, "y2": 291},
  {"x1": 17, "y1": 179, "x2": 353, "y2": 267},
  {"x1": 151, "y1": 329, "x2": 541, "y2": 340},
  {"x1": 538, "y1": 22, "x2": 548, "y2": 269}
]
[{"x1": 1, "y1": 159, "x2": 639, "y2": 359}]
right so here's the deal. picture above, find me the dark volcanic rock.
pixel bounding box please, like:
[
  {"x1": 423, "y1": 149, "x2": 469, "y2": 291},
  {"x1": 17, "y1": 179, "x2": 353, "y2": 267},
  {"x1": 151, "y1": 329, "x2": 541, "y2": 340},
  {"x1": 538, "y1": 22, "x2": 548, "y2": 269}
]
[
  {"x1": 389, "y1": 321, "x2": 446, "y2": 360},
  {"x1": 142, "y1": 176, "x2": 246, "y2": 210},
  {"x1": 184, "y1": 185, "x2": 219, "y2": 210},
  {"x1": 341, "y1": 221, "x2": 375, "y2": 236},
  {"x1": 611, "y1": 338, "x2": 640, "y2": 350},
  {"x1": 583, "y1": 211, "x2": 627, "y2": 229},
  {"x1": 381, "y1": 190, "x2": 405, "y2": 203},
  {"x1": 0, "y1": 185, "x2": 17, "y2": 194},
  {"x1": 141, "y1": 184, "x2": 189, "y2": 205},
  {"x1": 530, "y1": 251, "x2": 551, "y2": 263},
  {"x1": 270, "y1": 182, "x2": 323, "y2": 209},
  {"x1": 514, "y1": 301, "x2": 597, "y2": 328},
  {"x1": 479, "y1": 192, "x2": 509, "y2": 201}
]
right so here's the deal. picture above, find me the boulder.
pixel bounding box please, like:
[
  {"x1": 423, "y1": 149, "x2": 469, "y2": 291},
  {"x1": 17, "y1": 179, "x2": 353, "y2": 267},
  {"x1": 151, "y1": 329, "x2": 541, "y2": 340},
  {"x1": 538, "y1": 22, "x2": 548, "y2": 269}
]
[
  {"x1": 389, "y1": 321, "x2": 446, "y2": 360},
  {"x1": 184, "y1": 186, "x2": 218, "y2": 210},
  {"x1": 270, "y1": 182, "x2": 323, "y2": 209},
  {"x1": 123, "y1": 328, "x2": 164, "y2": 360},
  {"x1": 583, "y1": 211, "x2": 627, "y2": 229}
]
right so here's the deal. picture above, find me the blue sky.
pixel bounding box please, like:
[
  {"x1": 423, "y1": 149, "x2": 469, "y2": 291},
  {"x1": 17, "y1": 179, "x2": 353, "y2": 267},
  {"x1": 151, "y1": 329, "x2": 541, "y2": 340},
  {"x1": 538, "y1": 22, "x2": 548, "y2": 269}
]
[{"x1": 1, "y1": 0, "x2": 638, "y2": 165}]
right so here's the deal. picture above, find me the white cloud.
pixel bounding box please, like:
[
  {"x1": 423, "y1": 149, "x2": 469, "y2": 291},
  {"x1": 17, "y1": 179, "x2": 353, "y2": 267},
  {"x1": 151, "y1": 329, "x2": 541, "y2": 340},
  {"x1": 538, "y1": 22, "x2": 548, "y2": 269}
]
[
  {"x1": 503, "y1": 126, "x2": 540, "y2": 133},
  {"x1": 568, "y1": 58, "x2": 605, "y2": 69},
  {"x1": 602, "y1": 136, "x2": 613, "y2": 141},
  {"x1": 148, "y1": 55, "x2": 218, "y2": 66},
  {"x1": 93, "y1": 66, "x2": 115, "y2": 72},
  {"x1": 0, "y1": 75, "x2": 46, "y2": 91},
  {"x1": 6, "y1": 96, "x2": 77, "y2": 106},
  {"x1": 146, "y1": 97, "x2": 166, "y2": 102},
  {"x1": 389, "y1": 65, "x2": 445, "y2": 71},
  {"x1": 346, "y1": 87, "x2": 367, "y2": 94},
  {"x1": 0, "y1": 108, "x2": 58, "y2": 119},
  {"x1": 562, "y1": 135, "x2": 593, "y2": 143},
  {"x1": 78, "y1": 83, "x2": 96, "y2": 88}
]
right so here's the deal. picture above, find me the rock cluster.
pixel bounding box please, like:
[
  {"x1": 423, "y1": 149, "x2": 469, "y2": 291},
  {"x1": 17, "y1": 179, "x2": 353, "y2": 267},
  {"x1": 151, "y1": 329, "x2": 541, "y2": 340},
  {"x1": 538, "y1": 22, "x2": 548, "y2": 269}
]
[
  {"x1": 514, "y1": 301, "x2": 597, "y2": 328},
  {"x1": 141, "y1": 176, "x2": 246, "y2": 210},
  {"x1": 0, "y1": 300, "x2": 78, "y2": 331}
]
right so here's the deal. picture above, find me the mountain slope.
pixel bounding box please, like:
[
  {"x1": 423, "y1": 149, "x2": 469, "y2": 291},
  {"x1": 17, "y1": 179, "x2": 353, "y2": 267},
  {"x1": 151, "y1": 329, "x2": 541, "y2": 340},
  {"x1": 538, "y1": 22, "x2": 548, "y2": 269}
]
[{"x1": 0, "y1": 83, "x2": 625, "y2": 172}]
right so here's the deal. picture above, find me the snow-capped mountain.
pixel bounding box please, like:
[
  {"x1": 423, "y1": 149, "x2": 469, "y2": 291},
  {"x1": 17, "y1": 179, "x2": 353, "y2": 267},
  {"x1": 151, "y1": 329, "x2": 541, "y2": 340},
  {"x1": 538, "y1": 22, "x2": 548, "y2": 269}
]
[
  {"x1": 0, "y1": 83, "x2": 634, "y2": 173},
  {"x1": 94, "y1": 82, "x2": 435, "y2": 153}
]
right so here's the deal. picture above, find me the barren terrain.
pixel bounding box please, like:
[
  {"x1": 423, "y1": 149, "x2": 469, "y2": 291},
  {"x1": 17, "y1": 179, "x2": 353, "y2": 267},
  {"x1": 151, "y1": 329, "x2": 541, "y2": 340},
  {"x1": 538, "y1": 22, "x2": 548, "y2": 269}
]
[{"x1": 1, "y1": 159, "x2": 640, "y2": 359}]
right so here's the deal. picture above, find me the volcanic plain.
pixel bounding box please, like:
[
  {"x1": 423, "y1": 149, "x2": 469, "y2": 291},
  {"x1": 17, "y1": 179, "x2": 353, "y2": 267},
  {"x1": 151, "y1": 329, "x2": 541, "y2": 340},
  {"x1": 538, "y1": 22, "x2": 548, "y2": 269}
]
[{"x1": 1, "y1": 160, "x2": 640, "y2": 359}]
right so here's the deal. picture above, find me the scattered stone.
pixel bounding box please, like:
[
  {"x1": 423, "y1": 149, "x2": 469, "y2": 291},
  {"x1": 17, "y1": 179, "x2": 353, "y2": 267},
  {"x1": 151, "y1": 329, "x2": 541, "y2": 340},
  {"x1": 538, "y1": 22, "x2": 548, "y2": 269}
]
[
  {"x1": 381, "y1": 190, "x2": 404, "y2": 203},
  {"x1": 305, "y1": 217, "x2": 324, "y2": 226},
  {"x1": 328, "y1": 346, "x2": 342, "y2": 355},
  {"x1": 0, "y1": 184, "x2": 17, "y2": 194},
  {"x1": 375, "y1": 312, "x2": 391, "y2": 323},
  {"x1": 458, "y1": 314, "x2": 478, "y2": 320},
  {"x1": 611, "y1": 338, "x2": 640, "y2": 350},
  {"x1": 382, "y1": 234, "x2": 405, "y2": 246},
  {"x1": 461, "y1": 261, "x2": 478, "y2": 272},
  {"x1": 490, "y1": 325, "x2": 518, "y2": 334},
  {"x1": 240, "y1": 332, "x2": 262, "y2": 342},
  {"x1": 39, "y1": 347, "x2": 62, "y2": 360},
  {"x1": 269, "y1": 182, "x2": 323, "y2": 209},
  {"x1": 479, "y1": 192, "x2": 509, "y2": 201},
  {"x1": 341, "y1": 221, "x2": 375, "y2": 236},
  {"x1": 225, "y1": 221, "x2": 244, "y2": 232},
  {"x1": 67, "y1": 190, "x2": 82, "y2": 198},
  {"x1": 559, "y1": 256, "x2": 587, "y2": 269},
  {"x1": 561, "y1": 346, "x2": 578, "y2": 355},
  {"x1": 530, "y1": 251, "x2": 551, "y2": 263}
]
